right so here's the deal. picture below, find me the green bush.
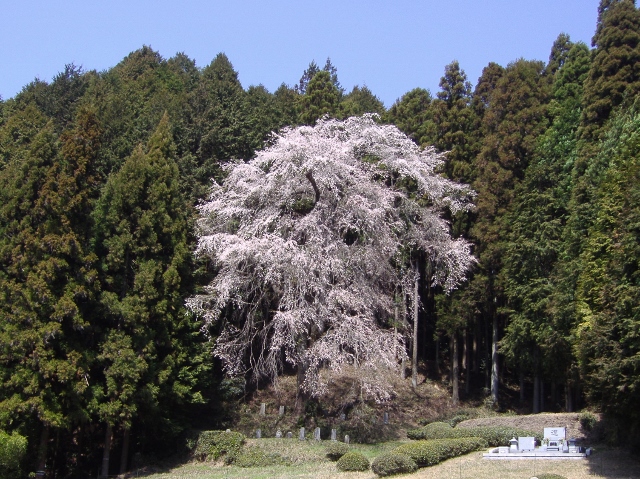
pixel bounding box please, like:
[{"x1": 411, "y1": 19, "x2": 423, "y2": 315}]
[
  {"x1": 536, "y1": 474, "x2": 567, "y2": 479},
  {"x1": 336, "y1": 451, "x2": 370, "y2": 472},
  {"x1": 232, "y1": 446, "x2": 290, "y2": 467},
  {"x1": 407, "y1": 424, "x2": 541, "y2": 446},
  {"x1": 371, "y1": 451, "x2": 417, "y2": 476},
  {"x1": 0, "y1": 430, "x2": 27, "y2": 478},
  {"x1": 394, "y1": 437, "x2": 487, "y2": 467},
  {"x1": 579, "y1": 411, "x2": 598, "y2": 432},
  {"x1": 325, "y1": 441, "x2": 350, "y2": 461},
  {"x1": 188, "y1": 430, "x2": 245, "y2": 461}
]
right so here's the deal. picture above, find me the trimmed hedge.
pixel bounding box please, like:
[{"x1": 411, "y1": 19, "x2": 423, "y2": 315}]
[
  {"x1": 336, "y1": 451, "x2": 370, "y2": 472},
  {"x1": 325, "y1": 441, "x2": 350, "y2": 461},
  {"x1": 407, "y1": 422, "x2": 453, "y2": 440},
  {"x1": 393, "y1": 437, "x2": 488, "y2": 467},
  {"x1": 407, "y1": 423, "x2": 542, "y2": 446},
  {"x1": 232, "y1": 446, "x2": 290, "y2": 467},
  {"x1": 371, "y1": 451, "x2": 417, "y2": 476},
  {"x1": 188, "y1": 430, "x2": 246, "y2": 462}
]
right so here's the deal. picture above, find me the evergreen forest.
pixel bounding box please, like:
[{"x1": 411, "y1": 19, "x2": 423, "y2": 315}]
[{"x1": 1, "y1": 1, "x2": 640, "y2": 476}]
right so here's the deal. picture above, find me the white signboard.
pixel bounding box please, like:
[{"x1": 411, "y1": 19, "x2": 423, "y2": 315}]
[{"x1": 544, "y1": 427, "x2": 566, "y2": 440}]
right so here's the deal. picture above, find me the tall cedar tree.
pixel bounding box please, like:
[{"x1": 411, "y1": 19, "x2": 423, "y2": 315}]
[
  {"x1": 502, "y1": 41, "x2": 591, "y2": 412},
  {"x1": 91, "y1": 113, "x2": 195, "y2": 475},
  {"x1": 0, "y1": 109, "x2": 101, "y2": 473},
  {"x1": 431, "y1": 61, "x2": 477, "y2": 404},
  {"x1": 470, "y1": 59, "x2": 551, "y2": 404},
  {"x1": 575, "y1": 100, "x2": 640, "y2": 438}
]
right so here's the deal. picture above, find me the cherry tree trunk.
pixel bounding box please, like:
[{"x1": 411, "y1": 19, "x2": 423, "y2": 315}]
[
  {"x1": 490, "y1": 314, "x2": 499, "y2": 405},
  {"x1": 411, "y1": 262, "x2": 419, "y2": 389}
]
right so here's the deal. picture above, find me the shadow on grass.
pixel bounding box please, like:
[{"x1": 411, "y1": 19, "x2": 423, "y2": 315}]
[{"x1": 584, "y1": 448, "x2": 640, "y2": 479}]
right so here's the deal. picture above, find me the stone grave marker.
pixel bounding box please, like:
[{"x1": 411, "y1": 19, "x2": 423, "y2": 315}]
[
  {"x1": 279, "y1": 405, "x2": 285, "y2": 416},
  {"x1": 544, "y1": 427, "x2": 566, "y2": 451},
  {"x1": 275, "y1": 429, "x2": 282, "y2": 438},
  {"x1": 314, "y1": 427, "x2": 321, "y2": 441},
  {"x1": 286, "y1": 432, "x2": 292, "y2": 439},
  {"x1": 331, "y1": 429, "x2": 337, "y2": 441},
  {"x1": 344, "y1": 434, "x2": 350, "y2": 444},
  {"x1": 299, "y1": 427, "x2": 305, "y2": 440},
  {"x1": 259, "y1": 403, "x2": 266, "y2": 416},
  {"x1": 383, "y1": 412, "x2": 389, "y2": 424},
  {"x1": 518, "y1": 436, "x2": 535, "y2": 451},
  {"x1": 256, "y1": 429, "x2": 261, "y2": 439}
]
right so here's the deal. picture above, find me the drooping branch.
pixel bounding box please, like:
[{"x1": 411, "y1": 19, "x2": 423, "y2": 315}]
[{"x1": 305, "y1": 170, "x2": 321, "y2": 203}]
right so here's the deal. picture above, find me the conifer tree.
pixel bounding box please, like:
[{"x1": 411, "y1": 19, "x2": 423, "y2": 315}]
[
  {"x1": 92, "y1": 113, "x2": 196, "y2": 474},
  {"x1": 298, "y1": 70, "x2": 341, "y2": 125},
  {"x1": 0, "y1": 109, "x2": 101, "y2": 473}
]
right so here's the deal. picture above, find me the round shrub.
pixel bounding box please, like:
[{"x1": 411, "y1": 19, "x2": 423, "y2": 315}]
[
  {"x1": 336, "y1": 451, "x2": 370, "y2": 472},
  {"x1": 325, "y1": 441, "x2": 350, "y2": 461},
  {"x1": 371, "y1": 451, "x2": 417, "y2": 476},
  {"x1": 579, "y1": 411, "x2": 597, "y2": 432}
]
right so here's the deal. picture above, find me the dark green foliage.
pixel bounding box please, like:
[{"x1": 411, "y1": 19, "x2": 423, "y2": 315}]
[
  {"x1": 336, "y1": 451, "x2": 370, "y2": 472},
  {"x1": 406, "y1": 423, "x2": 540, "y2": 445},
  {"x1": 339, "y1": 85, "x2": 386, "y2": 118},
  {"x1": 325, "y1": 441, "x2": 350, "y2": 461},
  {"x1": 0, "y1": 430, "x2": 27, "y2": 479},
  {"x1": 384, "y1": 88, "x2": 436, "y2": 146},
  {"x1": 580, "y1": 0, "x2": 640, "y2": 141},
  {"x1": 298, "y1": 70, "x2": 341, "y2": 125},
  {"x1": 0, "y1": 103, "x2": 49, "y2": 167},
  {"x1": 371, "y1": 451, "x2": 417, "y2": 476},
  {"x1": 188, "y1": 430, "x2": 245, "y2": 461},
  {"x1": 393, "y1": 437, "x2": 487, "y2": 467}
]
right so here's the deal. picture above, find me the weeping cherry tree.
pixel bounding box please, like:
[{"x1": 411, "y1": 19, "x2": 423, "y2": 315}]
[{"x1": 187, "y1": 114, "x2": 474, "y2": 401}]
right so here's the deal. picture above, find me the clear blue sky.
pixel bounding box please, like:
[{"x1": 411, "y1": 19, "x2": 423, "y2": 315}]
[{"x1": 2, "y1": 1, "x2": 600, "y2": 107}]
